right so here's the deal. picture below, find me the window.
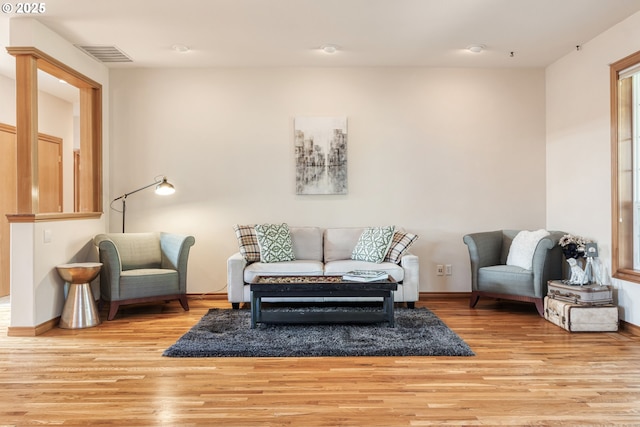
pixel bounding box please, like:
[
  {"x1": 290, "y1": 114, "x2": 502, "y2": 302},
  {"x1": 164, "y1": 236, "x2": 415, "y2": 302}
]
[
  {"x1": 634, "y1": 73, "x2": 640, "y2": 270},
  {"x1": 611, "y1": 49, "x2": 640, "y2": 283}
]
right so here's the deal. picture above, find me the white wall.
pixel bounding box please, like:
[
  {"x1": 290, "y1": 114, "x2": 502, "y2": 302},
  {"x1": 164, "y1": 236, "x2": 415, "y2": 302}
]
[
  {"x1": 546, "y1": 11, "x2": 640, "y2": 327},
  {"x1": 10, "y1": 219, "x2": 102, "y2": 327},
  {"x1": 0, "y1": 74, "x2": 15, "y2": 124},
  {"x1": 110, "y1": 67, "x2": 547, "y2": 295}
]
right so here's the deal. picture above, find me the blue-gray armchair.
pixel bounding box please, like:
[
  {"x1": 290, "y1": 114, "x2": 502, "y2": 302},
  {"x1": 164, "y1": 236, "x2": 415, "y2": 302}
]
[
  {"x1": 94, "y1": 232, "x2": 195, "y2": 320},
  {"x1": 463, "y1": 230, "x2": 564, "y2": 316}
]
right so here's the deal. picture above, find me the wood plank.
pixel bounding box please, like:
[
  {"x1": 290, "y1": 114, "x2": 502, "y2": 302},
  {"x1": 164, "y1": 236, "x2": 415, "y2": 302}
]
[{"x1": 0, "y1": 296, "x2": 639, "y2": 425}]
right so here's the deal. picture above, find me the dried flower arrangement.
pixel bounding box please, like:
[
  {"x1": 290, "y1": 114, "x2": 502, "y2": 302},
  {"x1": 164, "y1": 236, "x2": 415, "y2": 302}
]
[{"x1": 559, "y1": 234, "x2": 592, "y2": 259}]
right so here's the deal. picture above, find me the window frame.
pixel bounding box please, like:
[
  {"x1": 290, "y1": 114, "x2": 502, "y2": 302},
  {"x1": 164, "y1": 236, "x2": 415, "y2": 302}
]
[{"x1": 611, "y1": 49, "x2": 640, "y2": 283}]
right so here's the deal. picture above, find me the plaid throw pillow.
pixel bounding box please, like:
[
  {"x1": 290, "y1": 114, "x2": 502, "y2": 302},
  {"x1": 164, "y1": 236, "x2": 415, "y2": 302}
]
[
  {"x1": 384, "y1": 231, "x2": 419, "y2": 264},
  {"x1": 233, "y1": 224, "x2": 260, "y2": 263}
]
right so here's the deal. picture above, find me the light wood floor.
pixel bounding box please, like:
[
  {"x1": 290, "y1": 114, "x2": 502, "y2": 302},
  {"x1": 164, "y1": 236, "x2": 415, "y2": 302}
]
[{"x1": 1, "y1": 295, "x2": 639, "y2": 426}]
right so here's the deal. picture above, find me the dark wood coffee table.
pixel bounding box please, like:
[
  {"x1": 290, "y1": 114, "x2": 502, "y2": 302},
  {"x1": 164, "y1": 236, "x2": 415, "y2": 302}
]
[{"x1": 250, "y1": 275, "x2": 398, "y2": 328}]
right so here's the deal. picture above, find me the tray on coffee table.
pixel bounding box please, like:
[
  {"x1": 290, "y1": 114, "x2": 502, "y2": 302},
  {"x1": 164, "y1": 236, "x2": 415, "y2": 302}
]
[{"x1": 249, "y1": 275, "x2": 398, "y2": 328}]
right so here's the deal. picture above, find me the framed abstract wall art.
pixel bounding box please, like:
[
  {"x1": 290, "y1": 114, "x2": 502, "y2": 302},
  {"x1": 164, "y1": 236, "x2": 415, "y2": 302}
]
[{"x1": 294, "y1": 117, "x2": 347, "y2": 195}]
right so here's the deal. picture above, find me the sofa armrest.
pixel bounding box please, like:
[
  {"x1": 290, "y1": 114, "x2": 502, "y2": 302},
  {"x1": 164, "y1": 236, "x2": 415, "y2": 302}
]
[
  {"x1": 400, "y1": 253, "x2": 419, "y2": 301},
  {"x1": 227, "y1": 252, "x2": 247, "y2": 303}
]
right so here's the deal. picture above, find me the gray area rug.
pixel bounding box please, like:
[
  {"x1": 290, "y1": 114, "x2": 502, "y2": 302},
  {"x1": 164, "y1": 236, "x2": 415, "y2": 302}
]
[{"x1": 163, "y1": 307, "x2": 474, "y2": 357}]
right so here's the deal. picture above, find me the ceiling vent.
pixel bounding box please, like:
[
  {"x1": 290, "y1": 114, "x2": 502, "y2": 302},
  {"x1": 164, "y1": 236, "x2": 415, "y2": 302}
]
[{"x1": 75, "y1": 45, "x2": 133, "y2": 63}]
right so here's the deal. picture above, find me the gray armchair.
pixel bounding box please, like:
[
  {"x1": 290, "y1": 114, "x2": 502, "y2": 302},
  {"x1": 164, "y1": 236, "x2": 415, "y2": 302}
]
[
  {"x1": 463, "y1": 230, "x2": 564, "y2": 316},
  {"x1": 94, "y1": 232, "x2": 195, "y2": 320}
]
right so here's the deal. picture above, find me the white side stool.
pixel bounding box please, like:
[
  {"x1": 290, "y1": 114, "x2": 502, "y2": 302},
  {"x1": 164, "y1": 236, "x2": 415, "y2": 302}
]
[{"x1": 56, "y1": 262, "x2": 103, "y2": 329}]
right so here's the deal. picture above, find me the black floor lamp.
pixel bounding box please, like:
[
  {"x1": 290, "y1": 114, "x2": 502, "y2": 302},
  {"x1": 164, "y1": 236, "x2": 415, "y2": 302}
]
[{"x1": 111, "y1": 176, "x2": 175, "y2": 232}]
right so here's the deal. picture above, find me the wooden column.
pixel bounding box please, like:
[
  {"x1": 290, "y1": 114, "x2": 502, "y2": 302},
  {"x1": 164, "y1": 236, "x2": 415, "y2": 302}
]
[
  {"x1": 14, "y1": 54, "x2": 39, "y2": 214},
  {"x1": 78, "y1": 87, "x2": 102, "y2": 213},
  {"x1": 79, "y1": 88, "x2": 93, "y2": 212}
]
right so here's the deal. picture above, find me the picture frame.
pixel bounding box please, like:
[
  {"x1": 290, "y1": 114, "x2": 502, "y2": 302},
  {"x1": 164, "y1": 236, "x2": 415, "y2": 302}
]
[
  {"x1": 585, "y1": 242, "x2": 598, "y2": 258},
  {"x1": 294, "y1": 117, "x2": 347, "y2": 195}
]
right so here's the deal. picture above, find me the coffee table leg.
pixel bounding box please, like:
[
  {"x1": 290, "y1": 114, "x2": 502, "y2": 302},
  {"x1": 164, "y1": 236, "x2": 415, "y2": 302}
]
[
  {"x1": 251, "y1": 291, "x2": 258, "y2": 328},
  {"x1": 385, "y1": 292, "x2": 395, "y2": 327}
]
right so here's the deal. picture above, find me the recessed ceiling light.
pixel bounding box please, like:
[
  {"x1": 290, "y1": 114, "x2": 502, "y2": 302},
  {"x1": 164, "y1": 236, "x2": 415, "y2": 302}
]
[
  {"x1": 467, "y1": 44, "x2": 486, "y2": 53},
  {"x1": 321, "y1": 44, "x2": 338, "y2": 54},
  {"x1": 172, "y1": 44, "x2": 190, "y2": 53}
]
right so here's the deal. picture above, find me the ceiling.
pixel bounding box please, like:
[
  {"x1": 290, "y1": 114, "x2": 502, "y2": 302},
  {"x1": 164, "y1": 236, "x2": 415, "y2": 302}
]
[{"x1": 2, "y1": 0, "x2": 640, "y2": 70}]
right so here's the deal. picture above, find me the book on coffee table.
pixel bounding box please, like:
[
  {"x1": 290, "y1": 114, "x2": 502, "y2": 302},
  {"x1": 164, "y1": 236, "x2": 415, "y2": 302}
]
[{"x1": 342, "y1": 270, "x2": 388, "y2": 282}]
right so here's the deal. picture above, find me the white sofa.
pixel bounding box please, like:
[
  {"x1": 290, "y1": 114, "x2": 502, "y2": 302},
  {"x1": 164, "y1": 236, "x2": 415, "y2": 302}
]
[{"x1": 227, "y1": 226, "x2": 419, "y2": 309}]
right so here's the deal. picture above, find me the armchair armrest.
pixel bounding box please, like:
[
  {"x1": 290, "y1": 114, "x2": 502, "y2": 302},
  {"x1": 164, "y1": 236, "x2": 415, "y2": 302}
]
[
  {"x1": 93, "y1": 235, "x2": 122, "y2": 301},
  {"x1": 227, "y1": 252, "x2": 247, "y2": 303},
  {"x1": 531, "y1": 231, "x2": 564, "y2": 297},
  {"x1": 160, "y1": 233, "x2": 196, "y2": 292},
  {"x1": 463, "y1": 231, "x2": 503, "y2": 291},
  {"x1": 463, "y1": 231, "x2": 503, "y2": 267},
  {"x1": 160, "y1": 233, "x2": 195, "y2": 270}
]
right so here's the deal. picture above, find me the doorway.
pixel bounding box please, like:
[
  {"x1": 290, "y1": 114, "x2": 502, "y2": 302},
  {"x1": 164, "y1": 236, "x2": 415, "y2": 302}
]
[
  {"x1": 0, "y1": 124, "x2": 16, "y2": 297},
  {"x1": 0, "y1": 123, "x2": 64, "y2": 297}
]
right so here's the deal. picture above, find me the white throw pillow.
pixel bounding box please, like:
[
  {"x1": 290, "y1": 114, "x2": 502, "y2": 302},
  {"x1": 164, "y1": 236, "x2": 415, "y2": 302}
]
[{"x1": 506, "y1": 229, "x2": 550, "y2": 270}]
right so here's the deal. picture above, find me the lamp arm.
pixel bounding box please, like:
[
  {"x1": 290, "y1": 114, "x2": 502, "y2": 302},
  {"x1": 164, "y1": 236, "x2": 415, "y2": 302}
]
[
  {"x1": 111, "y1": 179, "x2": 162, "y2": 202},
  {"x1": 109, "y1": 175, "x2": 172, "y2": 233}
]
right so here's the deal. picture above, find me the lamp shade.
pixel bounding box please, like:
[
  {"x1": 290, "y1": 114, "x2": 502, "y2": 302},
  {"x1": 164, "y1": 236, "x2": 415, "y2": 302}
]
[{"x1": 155, "y1": 177, "x2": 175, "y2": 195}]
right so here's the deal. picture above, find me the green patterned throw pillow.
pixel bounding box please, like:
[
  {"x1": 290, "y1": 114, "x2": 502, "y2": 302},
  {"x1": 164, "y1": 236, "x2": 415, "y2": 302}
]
[
  {"x1": 351, "y1": 226, "x2": 396, "y2": 263},
  {"x1": 255, "y1": 223, "x2": 296, "y2": 263}
]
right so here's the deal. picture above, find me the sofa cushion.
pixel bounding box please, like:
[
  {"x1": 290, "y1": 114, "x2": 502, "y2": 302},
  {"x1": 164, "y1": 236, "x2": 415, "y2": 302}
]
[
  {"x1": 351, "y1": 226, "x2": 395, "y2": 263},
  {"x1": 289, "y1": 227, "x2": 323, "y2": 261},
  {"x1": 107, "y1": 232, "x2": 162, "y2": 270},
  {"x1": 244, "y1": 260, "x2": 325, "y2": 283},
  {"x1": 324, "y1": 260, "x2": 405, "y2": 282},
  {"x1": 255, "y1": 223, "x2": 296, "y2": 263},
  {"x1": 478, "y1": 265, "x2": 535, "y2": 297},
  {"x1": 384, "y1": 231, "x2": 419, "y2": 264},
  {"x1": 324, "y1": 227, "x2": 365, "y2": 262},
  {"x1": 120, "y1": 269, "x2": 179, "y2": 298},
  {"x1": 233, "y1": 224, "x2": 260, "y2": 263}
]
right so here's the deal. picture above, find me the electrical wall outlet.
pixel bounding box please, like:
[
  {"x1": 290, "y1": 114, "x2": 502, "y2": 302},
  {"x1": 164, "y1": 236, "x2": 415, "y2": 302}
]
[
  {"x1": 445, "y1": 264, "x2": 452, "y2": 275},
  {"x1": 436, "y1": 264, "x2": 444, "y2": 276}
]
